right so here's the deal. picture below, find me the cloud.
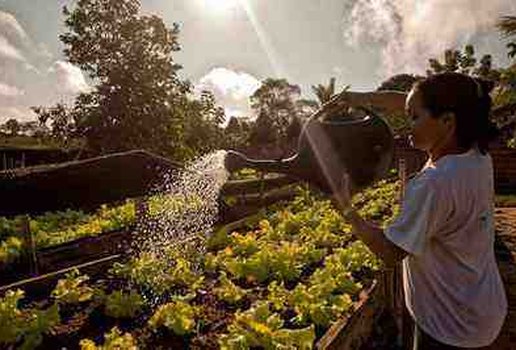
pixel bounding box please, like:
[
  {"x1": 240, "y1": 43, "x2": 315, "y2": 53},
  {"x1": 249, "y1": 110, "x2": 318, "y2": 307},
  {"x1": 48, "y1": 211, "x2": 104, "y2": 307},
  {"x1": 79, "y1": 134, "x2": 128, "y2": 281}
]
[
  {"x1": 0, "y1": 107, "x2": 36, "y2": 123},
  {"x1": 0, "y1": 11, "x2": 89, "y2": 122},
  {"x1": 48, "y1": 60, "x2": 91, "y2": 95},
  {"x1": 343, "y1": 0, "x2": 516, "y2": 77},
  {"x1": 0, "y1": 36, "x2": 25, "y2": 61},
  {"x1": 0, "y1": 11, "x2": 32, "y2": 63},
  {"x1": 0, "y1": 10, "x2": 52, "y2": 74},
  {"x1": 0, "y1": 12, "x2": 29, "y2": 44},
  {"x1": 36, "y1": 43, "x2": 53, "y2": 60},
  {"x1": 0, "y1": 82, "x2": 24, "y2": 97},
  {"x1": 196, "y1": 67, "x2": 261, "y2": 119}
]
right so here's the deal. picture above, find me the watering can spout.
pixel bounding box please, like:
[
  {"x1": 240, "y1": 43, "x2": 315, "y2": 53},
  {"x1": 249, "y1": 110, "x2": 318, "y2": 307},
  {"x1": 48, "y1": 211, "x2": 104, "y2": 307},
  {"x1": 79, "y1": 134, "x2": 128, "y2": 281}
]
[
  {"x1": 224, "y1": 150, "x2": 297, "y2": 175},
  {"x1": 223, "y1": 107, "x2": 395, "y2": 193}
]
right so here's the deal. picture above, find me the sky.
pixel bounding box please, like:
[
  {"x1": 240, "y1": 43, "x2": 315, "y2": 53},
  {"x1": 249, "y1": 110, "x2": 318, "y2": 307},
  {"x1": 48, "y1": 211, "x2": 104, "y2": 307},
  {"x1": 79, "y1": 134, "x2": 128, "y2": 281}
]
[{"x1": 0, "y1": 0, "x2": 515, "y2": 124}]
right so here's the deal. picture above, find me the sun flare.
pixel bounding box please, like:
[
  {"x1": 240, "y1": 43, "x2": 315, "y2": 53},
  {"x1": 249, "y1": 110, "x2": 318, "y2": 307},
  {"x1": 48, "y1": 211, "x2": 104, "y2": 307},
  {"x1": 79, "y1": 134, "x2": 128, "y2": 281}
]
[{"x1": 202, "y1": 0, "x2": 239, "y2": 13}]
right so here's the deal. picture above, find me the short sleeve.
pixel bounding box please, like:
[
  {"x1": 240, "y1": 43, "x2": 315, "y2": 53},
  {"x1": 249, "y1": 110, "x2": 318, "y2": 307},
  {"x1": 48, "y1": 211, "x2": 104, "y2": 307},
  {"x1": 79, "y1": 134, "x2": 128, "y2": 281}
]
[{"x1": 384, "y1": 177, "x2": 445, "y2": 256}]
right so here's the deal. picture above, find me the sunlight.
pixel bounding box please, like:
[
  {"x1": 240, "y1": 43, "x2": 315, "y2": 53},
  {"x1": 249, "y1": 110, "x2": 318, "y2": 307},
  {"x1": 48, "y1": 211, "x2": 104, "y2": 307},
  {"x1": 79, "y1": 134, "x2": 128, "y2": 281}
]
[
  {"x1": 196, "y1": 0, "x2": 285, "y2": 78},
  {"x1": 238, "y1": 0, "x2": 284, "y2": 78},
  {"x1": 202, "y1": 0, "x2": 239, "y2": 14}
]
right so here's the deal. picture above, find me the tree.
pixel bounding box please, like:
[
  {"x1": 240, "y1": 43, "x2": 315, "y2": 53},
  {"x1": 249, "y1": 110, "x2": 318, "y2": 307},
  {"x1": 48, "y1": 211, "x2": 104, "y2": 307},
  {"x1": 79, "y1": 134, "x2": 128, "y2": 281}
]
[
  {"x1": 249, "y1": 111, "x2": 276, "y2": 146},
  {"x1": 249, "y1": 78, "x2": 301, "y2": 146},
  {"x1": 427, "y1": 46, "x2": 477, "y2": 75},
  {"x1": 32, "y1": 104, "x2": 79, "y2": 148},
  {"x1": 18, "y1": 121, "x2": 48, "y2": 138},
  {"x1": 3, "y1": 119, "x2": 20, "y2": 136},
  {"x1": 223, "y1": 116, "x2": 252, "y2": 151},
  {"x1": 474, "y1": 54, "x2": 498, "y2": 80},
  {"x1": 60, "y1": 0, "x2": 186, "y2": 158},
  {"x1": 376, "y1": 74, "x2": 422, "y2": 92},
  {"x1": 295, "y1": 99, "x2": 319, "y2": 119},
  {"x1": 497, "y1": 16, "x2": 516, "y2": 59},
  {"x1": 492, "y1": 17, "x2": 516, "y2": 112},
  {"x1": 33, "y1": 0, "x2": 223, "y2": 161},
  {"x1": 181, "y1": 90, "x2": 225, "y2": 158},
  {"x1": 312, "y1": 77, "x2": 337, "y2": 105},
  {"x1": 426, "y1": 45, "x2": 500, "y2": 81}
]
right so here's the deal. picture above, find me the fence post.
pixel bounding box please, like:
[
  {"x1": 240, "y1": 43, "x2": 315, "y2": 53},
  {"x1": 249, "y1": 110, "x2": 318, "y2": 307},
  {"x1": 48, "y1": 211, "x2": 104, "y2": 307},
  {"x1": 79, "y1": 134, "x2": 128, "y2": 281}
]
[
  {"x1": 21, "y1": 215, "x2": 39, "y2": 276},
  {"x1": 393, "y1": 157, "x2": 407, "y2": 348}
]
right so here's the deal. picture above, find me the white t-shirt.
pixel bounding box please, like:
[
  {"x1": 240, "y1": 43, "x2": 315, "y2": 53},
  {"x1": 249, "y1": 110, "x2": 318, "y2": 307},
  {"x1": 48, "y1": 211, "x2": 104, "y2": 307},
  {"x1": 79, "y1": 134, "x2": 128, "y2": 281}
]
[{"x1": 385, "y1": 147, "x2": 507, "y2": 348}]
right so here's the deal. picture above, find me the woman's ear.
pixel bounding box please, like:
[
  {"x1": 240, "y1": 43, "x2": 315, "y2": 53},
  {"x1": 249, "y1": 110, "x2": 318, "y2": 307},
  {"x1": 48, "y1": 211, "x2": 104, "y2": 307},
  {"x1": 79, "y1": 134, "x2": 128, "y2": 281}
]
[{"x1": 440, "y1": 112, "x2": 456, "y2": 132}]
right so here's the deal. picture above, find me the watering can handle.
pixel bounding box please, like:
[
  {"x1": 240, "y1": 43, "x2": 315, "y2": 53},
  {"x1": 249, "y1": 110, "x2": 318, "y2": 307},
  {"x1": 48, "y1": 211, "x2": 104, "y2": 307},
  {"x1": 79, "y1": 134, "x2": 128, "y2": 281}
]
[
  {"x1": 306, "y1": 99, "x2": 381, "y2": 125},
  {"x1": 316, "y1": 90, "x2": 407, "y2": 119}
]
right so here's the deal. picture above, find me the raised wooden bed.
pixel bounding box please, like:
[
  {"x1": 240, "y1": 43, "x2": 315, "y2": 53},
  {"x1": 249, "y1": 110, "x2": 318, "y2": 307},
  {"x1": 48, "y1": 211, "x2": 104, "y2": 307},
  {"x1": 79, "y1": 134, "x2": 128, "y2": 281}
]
[
  {"x1": 0, "y1": 255, "x2": 122, "y2": 300},
  {"x1": 0, "y1": 227, "x2": 134, "y2": 286},
  {"x1": 0, "y1": 151, "x2": 391, "y2": 348},
  {"x1": 221, "y1": 175, "x2": 298, "y2": 195},
  {"x1": 0, "y1": 176, "x2": 300, "y2": 287},
  {"x1": 0, "y1": 224, "x2": 390, "y2": 350},
  {"x1": 0, "y1": 150, "x2": 183, "y2": 216},
  {"x1": 317, "y1": 280, "x2": 385, "y2": 350}
]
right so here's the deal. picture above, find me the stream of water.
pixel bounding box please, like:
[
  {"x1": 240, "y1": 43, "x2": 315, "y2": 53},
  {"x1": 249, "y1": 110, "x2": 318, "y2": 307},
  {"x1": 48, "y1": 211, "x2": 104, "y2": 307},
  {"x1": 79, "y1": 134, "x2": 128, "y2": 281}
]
[{"x1": 131, "y1": 150, "x2": 229, "y2": 258}]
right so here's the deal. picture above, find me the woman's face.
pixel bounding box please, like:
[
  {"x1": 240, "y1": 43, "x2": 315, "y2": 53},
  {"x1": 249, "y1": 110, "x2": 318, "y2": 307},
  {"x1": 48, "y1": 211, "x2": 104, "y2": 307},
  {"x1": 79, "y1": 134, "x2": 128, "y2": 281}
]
[{"x1": 405, "y1": 88, "x2": 454, "y2": 152}]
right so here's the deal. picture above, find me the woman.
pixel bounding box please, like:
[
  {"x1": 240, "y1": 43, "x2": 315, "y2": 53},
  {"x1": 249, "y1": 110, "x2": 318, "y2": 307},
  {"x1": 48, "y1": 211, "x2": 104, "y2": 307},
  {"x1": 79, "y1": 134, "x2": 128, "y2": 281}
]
[{"x1": 329, "y1": 72, "x2": 507, "y2": 349}]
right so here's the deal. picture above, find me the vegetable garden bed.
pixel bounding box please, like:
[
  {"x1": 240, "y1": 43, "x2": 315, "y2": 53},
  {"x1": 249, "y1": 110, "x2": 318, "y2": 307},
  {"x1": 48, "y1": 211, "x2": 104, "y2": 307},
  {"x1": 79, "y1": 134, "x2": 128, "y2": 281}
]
[
  {"x1": 0, "y1": 179, "x2": 400, "y2": 349},
  {"x1": 0, "y1": 175, "x2": 300, "y2": 286}
]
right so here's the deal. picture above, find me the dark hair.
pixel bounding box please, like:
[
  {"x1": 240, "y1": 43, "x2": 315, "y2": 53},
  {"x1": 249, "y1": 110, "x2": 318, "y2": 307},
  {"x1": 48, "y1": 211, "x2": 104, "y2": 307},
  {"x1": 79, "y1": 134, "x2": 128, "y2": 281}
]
[{"x1": 412, "y1": 72, "x2": 499, "y2": 154}]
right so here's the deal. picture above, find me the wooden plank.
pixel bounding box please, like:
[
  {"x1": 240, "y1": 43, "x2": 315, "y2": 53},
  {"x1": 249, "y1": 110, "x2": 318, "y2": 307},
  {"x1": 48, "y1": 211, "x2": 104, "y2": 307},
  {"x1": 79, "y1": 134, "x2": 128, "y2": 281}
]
[
  {"x1": 0, "y1": 150, "x2": 184, "y2": 216},
  {"x1": 221, "y1": 175, "x2": 298, "y2": 195},
  {"x1": 0, "y1": 254, "x2": 121, "y2": 295},
  {"x1": 316, "y1": 280, "x2": 385, "y2": 350}
]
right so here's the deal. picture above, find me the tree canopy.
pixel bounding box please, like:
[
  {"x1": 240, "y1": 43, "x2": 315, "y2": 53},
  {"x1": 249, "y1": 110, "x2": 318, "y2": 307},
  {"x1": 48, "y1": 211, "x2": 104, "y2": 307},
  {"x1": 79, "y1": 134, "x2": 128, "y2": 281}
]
[
  {"x1": 312, "y1": 77, "x2": 338, "y2": 106},
  {"x1": 426, "y1": 45, "x2": 500, "y2": 81},
  {"x1": 33, "y1": 0, "x2": 224, "y2": 161},
  {"x1": 376, "y1": 74, "x2": 422, "y2": 92},
  {"x1": 249, "y1": 78, "x2": 301, "y2": 147},
  {"x1": 23, "y1": 5, "x2": 516, "y2": 157},
  {"x1": 497, "y1": 16, "x2": 516, "y2": 59}
]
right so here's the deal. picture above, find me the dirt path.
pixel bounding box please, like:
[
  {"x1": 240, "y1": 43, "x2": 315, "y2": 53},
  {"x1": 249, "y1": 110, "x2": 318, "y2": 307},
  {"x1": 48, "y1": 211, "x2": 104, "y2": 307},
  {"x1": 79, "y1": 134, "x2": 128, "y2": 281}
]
[{"x1": 490, "y1": 208, "x2": 516, "y2": 349}]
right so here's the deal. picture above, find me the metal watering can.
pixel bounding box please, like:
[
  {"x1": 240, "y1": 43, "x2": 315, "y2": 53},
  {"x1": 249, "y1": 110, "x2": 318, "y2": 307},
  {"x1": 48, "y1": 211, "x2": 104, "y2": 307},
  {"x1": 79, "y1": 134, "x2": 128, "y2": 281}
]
[{"x1": 224, "y1": 105, "x2": 394, "y2": 194}]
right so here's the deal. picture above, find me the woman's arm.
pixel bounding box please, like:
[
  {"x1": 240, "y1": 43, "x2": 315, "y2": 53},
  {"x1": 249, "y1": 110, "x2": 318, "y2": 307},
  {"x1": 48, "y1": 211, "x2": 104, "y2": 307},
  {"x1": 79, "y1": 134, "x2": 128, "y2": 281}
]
[
  {"x1": 323, "y1": 90, "x2": 408, "y2": 116},
  {"x1": 333, "y1": 174, "x2": 407, "y2": 267},
  {"x1": 341, "y1": 207, "x2": 407, "y2": 267}
]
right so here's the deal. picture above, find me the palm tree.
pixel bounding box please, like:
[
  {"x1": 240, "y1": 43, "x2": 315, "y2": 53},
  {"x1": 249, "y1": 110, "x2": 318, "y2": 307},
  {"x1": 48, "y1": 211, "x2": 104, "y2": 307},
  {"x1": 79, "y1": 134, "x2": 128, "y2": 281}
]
[
  {"x1": 311, "y1": 77, "x2": 337, "y2": 106},
  {"x1": 497, "y1": 16, "x2": 516, "y2": 58}
]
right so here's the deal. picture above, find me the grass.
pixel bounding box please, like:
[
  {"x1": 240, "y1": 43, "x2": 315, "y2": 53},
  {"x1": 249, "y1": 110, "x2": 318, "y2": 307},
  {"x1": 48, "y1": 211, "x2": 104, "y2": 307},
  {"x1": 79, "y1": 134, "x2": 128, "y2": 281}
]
[{"x1": 0, "y1": 135, "x2": 84, "y2": 151}]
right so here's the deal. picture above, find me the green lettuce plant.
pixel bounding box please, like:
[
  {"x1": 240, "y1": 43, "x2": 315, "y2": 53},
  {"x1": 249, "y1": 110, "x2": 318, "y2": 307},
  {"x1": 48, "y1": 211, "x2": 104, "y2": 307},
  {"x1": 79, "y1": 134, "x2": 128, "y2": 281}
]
[
  {"x1": 219, "y1": 301, "x2": 315, "y2": 350},
  {"x1": 104, "y1": 290, "x2": 143, "y2": 319},
  {"x1": 51, "y1": 269, "x2": 94, "y2": 304},
  {"x1": 148, "y1": 300, "x2": 199, "y2": 335},
  {"x1": 214, "y1": 271, "x2": 247, "y2": 304},
  {"x1": 80, "y1": 327, "x2": 137, "y2": 350}
]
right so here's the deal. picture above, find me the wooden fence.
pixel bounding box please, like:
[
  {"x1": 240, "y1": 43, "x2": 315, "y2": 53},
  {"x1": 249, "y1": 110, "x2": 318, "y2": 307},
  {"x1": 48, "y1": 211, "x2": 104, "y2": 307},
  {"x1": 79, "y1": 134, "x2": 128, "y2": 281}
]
[
  {"x1": 393, "y1": 146, "x2": 516, "y2": 193},
  {"x1": 491, "y1": 148, "x2": 516, "y2": 193}
]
